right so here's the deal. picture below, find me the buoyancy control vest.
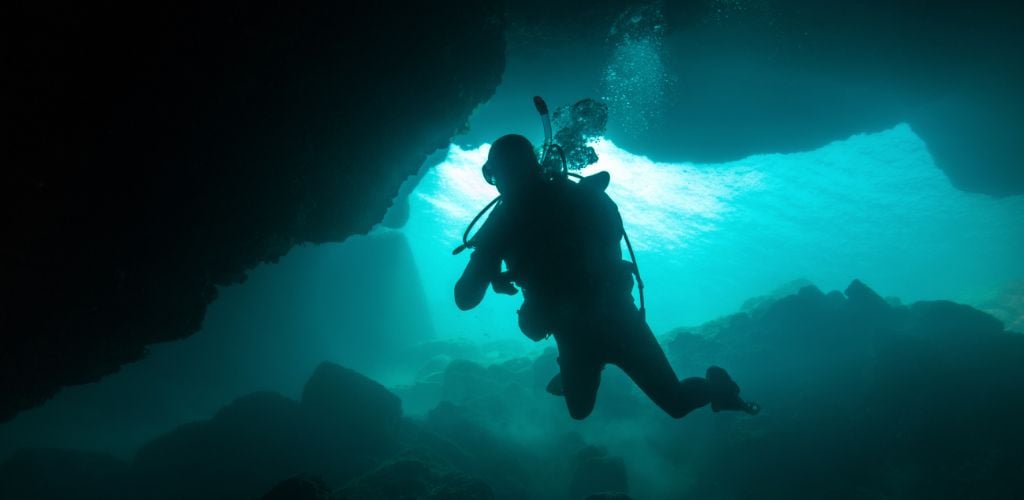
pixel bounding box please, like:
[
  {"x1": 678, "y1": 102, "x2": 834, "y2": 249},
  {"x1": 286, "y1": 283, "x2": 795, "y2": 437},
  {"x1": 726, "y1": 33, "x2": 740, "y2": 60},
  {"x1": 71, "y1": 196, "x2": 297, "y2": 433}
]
[{"x1": 453, "y1": 97, "x2": 647, "y2": 340}]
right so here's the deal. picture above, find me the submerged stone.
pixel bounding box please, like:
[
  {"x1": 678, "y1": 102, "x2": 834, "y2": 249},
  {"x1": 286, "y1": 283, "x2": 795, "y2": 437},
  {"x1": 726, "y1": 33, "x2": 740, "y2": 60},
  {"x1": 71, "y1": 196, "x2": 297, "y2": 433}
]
[
  {"x1": 0, "y1": 448, "x2": 128, "y2": 500},
  {"x1": 262, "y1": 475, "x2": 332, "y2": 500},
  {"x1": 569, "y1": 446, "x2": 629, "y2": 500},
  {"x1": 334, "y1": 453, "x2": 494, "y2": 500},
  {"x1": 302, "y1": 362, "x2": 403, "y2": 443},
  {"x1": 665, "y1": 279, "x2": 1024, "y2": 499},
  {"x1": 129, "y1": 364, "x2": 403, "y2": 499},
  {"x1": 907, "y1": 300, "x2": 1005, "y2": 338}
]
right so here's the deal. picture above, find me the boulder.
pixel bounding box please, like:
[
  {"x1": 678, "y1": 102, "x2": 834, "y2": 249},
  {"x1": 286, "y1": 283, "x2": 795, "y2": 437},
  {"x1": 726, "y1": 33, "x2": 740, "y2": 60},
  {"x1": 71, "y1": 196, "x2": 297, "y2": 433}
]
[
  {"x1": 302, "y1": 362, "x2": 403, "y2": 446},
  {"x1": 667, "y1": 279, "x2": 1024, "y2": 500},
  {"x1": 569, "y1": 446, "x2": 628, "y2": 500},
  {"x1": 262, "y1": 475, "x2": 332, "y2": 500},
  {"x1": 129, "y1": 364, "x2": 403, "y2": 499},
  {"x1": 907, "y1": 300, "x2": 1005, "y2": 339},
  {"x1": 0, "y1": 448, "x2": 128, "y2": 500},
  {"x1": 334, "y1": 453, "x2": 493, "y2": 500}
]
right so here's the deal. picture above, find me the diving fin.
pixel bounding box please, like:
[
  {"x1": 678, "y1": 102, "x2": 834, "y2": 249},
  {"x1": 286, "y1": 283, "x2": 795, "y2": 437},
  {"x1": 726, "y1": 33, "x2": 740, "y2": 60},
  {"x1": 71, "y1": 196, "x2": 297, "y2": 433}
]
[{"x1": 707, "y1": 366, "x2": 760, "y2": 415}]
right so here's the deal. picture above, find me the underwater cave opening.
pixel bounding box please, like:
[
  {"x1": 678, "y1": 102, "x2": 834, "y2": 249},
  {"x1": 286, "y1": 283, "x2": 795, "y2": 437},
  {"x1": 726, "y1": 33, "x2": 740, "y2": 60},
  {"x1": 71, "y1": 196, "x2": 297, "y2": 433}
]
[
  {"x1": 3, "y1": 120, "x2": 1022, "y2": 468},
  {"x1": 406, "y1": 125, "x2": 1024, "y2": 340}
]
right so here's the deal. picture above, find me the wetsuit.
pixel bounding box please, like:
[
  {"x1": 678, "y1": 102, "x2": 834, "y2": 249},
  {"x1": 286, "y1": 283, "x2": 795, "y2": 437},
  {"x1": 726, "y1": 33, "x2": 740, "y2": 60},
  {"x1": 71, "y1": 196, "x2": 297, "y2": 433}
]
[{"x1": 459, "y1": 174, "x2": 712, "y2": 420}]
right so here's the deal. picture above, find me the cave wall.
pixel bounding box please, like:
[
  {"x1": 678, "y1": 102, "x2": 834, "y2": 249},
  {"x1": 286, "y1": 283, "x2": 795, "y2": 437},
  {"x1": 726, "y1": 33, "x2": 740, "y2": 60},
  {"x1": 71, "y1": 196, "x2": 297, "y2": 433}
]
[
  {"x1": 487, "y1": 0, "x2": 1024, "y2": 196},
  {"x1": 2, "y1": 1, "x2": 505, "y2": 421},
  {"x1": 4, "y1": 0, "x2": 1022, "y2": 423},
  {"x1": 645, "y1": 0, "x2": 1024, "y2": 196},
  {"x1": 655, "y1": 0, "x2": 1024, "y2": 195}
]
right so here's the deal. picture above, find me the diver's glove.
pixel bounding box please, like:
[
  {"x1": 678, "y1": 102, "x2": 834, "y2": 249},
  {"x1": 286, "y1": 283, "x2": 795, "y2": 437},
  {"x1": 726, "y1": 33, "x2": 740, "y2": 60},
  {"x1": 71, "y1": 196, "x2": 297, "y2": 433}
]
[{"x1": 491, "y1": 272, "x2": 518, "y2": 295}]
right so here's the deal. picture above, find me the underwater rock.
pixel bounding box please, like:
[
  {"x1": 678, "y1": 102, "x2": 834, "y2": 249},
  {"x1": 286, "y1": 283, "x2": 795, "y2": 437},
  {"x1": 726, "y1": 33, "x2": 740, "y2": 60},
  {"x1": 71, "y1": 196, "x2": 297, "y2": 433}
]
[
  {"x1": 844, "y1": 279, "x2": 890, "y2": 315},
  {"x1": 2, "y1": 363, "x2": 525, "y2": 500},
  {"x1": 393, "y1": 350, "x2": 651, "y2": 498},
  {"x1": 844, "y1": 278, "x2": 906, "y2": 333},
  {"x1": 129, "y1": 392, "x2": 315, "y2": 499},
  {"x1": 419, "y1": 401, "x2": 536, "y2": 499},
  {"x1": 583, "y1": 494, "x2": 633, "y2": 500},
  {"x1": 9, "y1": 280, "x2": 1022, "y2": 499},
  {"x1": 262, "y1": 475, "x2": 332, "y2": 500},
  {"x1": 569, "y1": 446, "x2": 629, "y2": 500},
  {"x1": 0, "y1": 231, "x2": 435, "y2": 461},
  {"x1": 438, "y1": 357, "x2": 550, "y2": 425},
  {"x1": 665, "y1": 279, "x2": 1024, "y2": 499},
  {"x1": 739, "y1": 279, "x2": 817, "y2": 313},
  {"x1": 976, "y1": 280, "x2": 1024, "y2": 333},
  {"x1": 406, "y1": 402, "x2": 628, "y2": 499},
  {"x1": 906, "y1": 300, "x2": 1005, "y2": 339},
  {"x1": 392, "y1": 339, "x2": 557, "y2": 416},
  {"x1": 606, "y1": 1, "x2": 1024, "y2": 196},
  {"x1": 333, "y1": 452, "x2": 494, "y2": 500},
  {"x1": 0, "y1": 448, "x2": 129, "y2": 500},
  {"x1": 501, "y1": 0, "x2": 647, "y2": 53},
  {"x1": 440, "y1": 360, "x2": 502, "y2": 405},
  {"x1": 302, "y1": 362, "x2": 403, "y2": 447},
  {"x1": 7, "y1": 0, "x2": 1024, "y2": 430},
  {"x1": 744, "y1": 284, "x2": 852, "y2": 347},
  {"x1": 2, "y1": 0, "x2": 505, "y2": 422},
  {"x1": 128, "y1": 364, "x2": 403, "y2": 499}
]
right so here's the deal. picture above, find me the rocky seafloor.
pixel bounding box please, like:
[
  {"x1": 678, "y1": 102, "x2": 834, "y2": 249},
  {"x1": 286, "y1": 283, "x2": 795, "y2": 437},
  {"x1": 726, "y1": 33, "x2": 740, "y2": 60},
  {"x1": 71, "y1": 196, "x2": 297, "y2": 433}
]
[{"x1": 3, "y1": 279, "x2": 1022, "y2": 500}]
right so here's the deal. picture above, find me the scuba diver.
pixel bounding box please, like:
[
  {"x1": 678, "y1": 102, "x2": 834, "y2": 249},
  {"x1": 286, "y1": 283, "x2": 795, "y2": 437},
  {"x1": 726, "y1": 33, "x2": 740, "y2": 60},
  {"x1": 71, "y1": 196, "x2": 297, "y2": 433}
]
[{"x1": 453, "y1": 99, "x2": 759, "y2": 420}]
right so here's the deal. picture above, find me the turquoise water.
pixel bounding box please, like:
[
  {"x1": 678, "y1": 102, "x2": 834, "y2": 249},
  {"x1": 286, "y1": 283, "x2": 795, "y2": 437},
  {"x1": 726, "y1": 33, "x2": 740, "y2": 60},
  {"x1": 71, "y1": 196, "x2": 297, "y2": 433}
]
[
  {"x1": 3, "y1": 117, "x2": 1022, "y2": 498},
  {"x1": 406, "y1": 124, "x2": 1024, "y2": 338}
]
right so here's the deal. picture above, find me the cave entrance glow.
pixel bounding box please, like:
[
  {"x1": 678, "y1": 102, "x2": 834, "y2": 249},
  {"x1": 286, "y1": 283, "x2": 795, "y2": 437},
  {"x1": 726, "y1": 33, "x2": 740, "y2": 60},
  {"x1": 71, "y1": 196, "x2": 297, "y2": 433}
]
[{"x1": 404, "y1": 124, "x2": 1024, "y2": 339}]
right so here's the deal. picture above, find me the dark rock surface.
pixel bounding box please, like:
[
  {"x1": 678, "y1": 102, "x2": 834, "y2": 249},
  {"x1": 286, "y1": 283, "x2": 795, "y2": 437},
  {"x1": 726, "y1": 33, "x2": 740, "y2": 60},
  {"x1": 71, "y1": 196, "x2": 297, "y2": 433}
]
[
  {"x1": 396, "y1": 356, "x2": 641, "y2": 499},
  {"x1": 302, "y1": 362, "x2": 403, "y2": 449},
  {"x1": 569, "y1": 446, "x2": 629, "y2": 500},
  {"x1": 0, "y1": 362, "x2": 524, "y2": 500},
  {"x1": 418, "y1": 401, "x2": 538, "y2": 499},
  {"x1": 632, "y1": 1, "x2": 1024, "y2": 196},
  {"x1": 262, "y1": 475, "x2": 332, "y2": 500},
  {"x1": 475, "y1": 1, "x2": 1024, "y2": 196},
  {"x1": 975, "y1": 280, "x2": 1024, "y2": 333},
  {"x1": 1, "y1": 1, "x2": 505, "y2": 422},
  {"x1": 3, "y1": 288, "x2": 1023, "y2": 499},
  {"x1": 334, "y1": 452, "x2": 495, "y2": 500},
  {"x1": 0, "y1": 448, "x2": 129, "y2": 500},
  {"x1": 0, "y1": 231, "x2": 434, "y2": 460},
  {"x1": 664, "y1": 279, "x2": 1024, "y2": 499},
  {"x1": 5, "y1": 0, "x2": 1021, "y2": 427},
  {"x1": 583, "y1": 494, "x2": 633, "y2": 500},
  {"x1": 128, "y1": 362, "x2": 402, "y2": 500}
]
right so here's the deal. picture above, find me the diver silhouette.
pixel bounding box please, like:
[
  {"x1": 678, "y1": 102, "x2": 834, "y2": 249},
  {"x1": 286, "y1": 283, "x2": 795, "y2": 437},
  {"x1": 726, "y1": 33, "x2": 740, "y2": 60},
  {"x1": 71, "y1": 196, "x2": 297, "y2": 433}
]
[{"x1": 455, "y1": 133, "x2": 760, "y2": 420}]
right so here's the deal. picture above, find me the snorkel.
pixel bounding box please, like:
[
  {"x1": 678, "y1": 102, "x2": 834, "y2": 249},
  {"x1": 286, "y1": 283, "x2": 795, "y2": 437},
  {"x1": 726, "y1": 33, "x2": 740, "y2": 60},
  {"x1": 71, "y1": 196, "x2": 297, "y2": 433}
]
[
  {"x1": 534, "y1": 96, "x2": 569, "y2": 180},
  {"x1": 534, "y1": 96, "x2": 552, "y2": 158}
]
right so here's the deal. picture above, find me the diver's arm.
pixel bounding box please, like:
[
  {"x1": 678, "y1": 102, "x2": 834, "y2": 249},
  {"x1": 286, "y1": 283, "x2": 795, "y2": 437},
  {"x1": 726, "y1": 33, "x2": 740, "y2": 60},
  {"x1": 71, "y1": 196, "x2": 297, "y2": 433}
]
[{"x1": 455, "y1": 250, "x2": 501, "y2": 310}]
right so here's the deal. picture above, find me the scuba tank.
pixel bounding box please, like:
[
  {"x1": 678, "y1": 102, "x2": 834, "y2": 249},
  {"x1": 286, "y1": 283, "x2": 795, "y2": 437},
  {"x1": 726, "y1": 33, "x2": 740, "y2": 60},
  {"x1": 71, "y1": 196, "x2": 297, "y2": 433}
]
[{"x1": 453, "y1": 96, "x2": 647, "y2": 321}]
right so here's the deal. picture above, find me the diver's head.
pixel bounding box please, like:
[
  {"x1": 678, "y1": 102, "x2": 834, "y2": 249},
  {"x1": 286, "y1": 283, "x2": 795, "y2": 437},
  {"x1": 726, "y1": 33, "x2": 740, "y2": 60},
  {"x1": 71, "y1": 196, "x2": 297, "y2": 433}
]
[{"x1": 482, "y1": 134, "x2": 541, "y2": 198}]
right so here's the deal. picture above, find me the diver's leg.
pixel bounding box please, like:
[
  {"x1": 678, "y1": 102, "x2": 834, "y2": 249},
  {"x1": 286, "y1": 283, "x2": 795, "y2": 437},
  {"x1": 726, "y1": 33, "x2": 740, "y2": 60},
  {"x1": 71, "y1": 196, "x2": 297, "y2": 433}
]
[
  {"x1": 553, "y1": 336, "x2": 603, "y2": 420},
  {"x1": 612, "y1": 307, "x2": 759, "y2": 418},
  {"x1": 612, "y1": 312, "x2": 710, "y2": 418}
]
